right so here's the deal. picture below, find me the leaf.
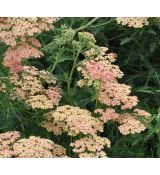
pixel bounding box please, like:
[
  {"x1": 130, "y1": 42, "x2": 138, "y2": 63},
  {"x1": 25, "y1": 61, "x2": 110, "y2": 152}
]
[
  {"x1": 132, "y1": 136, "x2": 144, "y2": 146},
  {"x1": 143, "y1": 129, "x2": 155, "y2": 142},
  {"x1": 56, "y1": 56, "x2": 74, "y2": 64},
  {"x1": 149, "y1": 42, "x2": 157, "y2": 53},
  {"x1": 148, "y1": 29, "x2": 157, "y2": 35},
  {"x1": 120, "y1": 37, "x2": 132, "y2": 45},
  {"x1": 134, "y1": 89, "x2": 155, "y2": 94},
  {"x1": 55, "y1": 72, "x2": 69, "y2": 82}
]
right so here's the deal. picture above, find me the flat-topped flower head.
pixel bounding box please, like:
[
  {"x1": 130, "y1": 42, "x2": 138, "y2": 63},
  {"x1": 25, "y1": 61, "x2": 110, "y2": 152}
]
[
  {"x1": 77, "y1": 45, "x2": 123, "y2": 89},
  {"x1": 5, "y1": 66, "x2": 61, "y2": 109},
  {"x1": 134, "y1": 108, "x2": 151, "y2": 118},
  {"x1": 13, "y1": 136, "x2": 67, "y2": 158},
  {"x1": 0, "y1": 17, "x2": 58, "y2": 46},
  {"x1": 0, "y1": 131, "x2": 67, "y2": 158},
  {"x1": 0, "y1": 17, "x2": 59, "y2": 73},
  {"x1": 95, "y1": 108, "x2": 119, "y2": 123},
  {"x1": 41, "y1": 105, "x2": 103, "y2": 136},
  {"x1": 117, "y1": 113, "x2": 146, "y2": 135},
  {"x1": 70, "y1": 134, "x2": 110, "y2": 158},
  {"x1": 116, "y1": 17, "x2": 149, "y2": 28},
  {"x1": 99, "y1": 82, "x2": 138, "y2": 109},
  {"x1": 0, "y1": 131, "x2": 21, "y2": 158},
  {"x1": 3, "y1": 41, "x2": 43, "y2": 73}
]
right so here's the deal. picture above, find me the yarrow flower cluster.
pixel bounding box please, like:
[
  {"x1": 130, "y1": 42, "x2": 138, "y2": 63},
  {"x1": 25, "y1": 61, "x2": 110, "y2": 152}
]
[
  {"x1": 0, "y1": 17, "x2": 58, "y2": 72},
  {"x1": 95, "y1": 108, "x2": 119, "y2": 123},
  {"x1": 70, "y1": 135, "x2": 111, "y2": 158},
  {"x1": 77, "y1": 47, "x2": 122, "y2": 87},
  {"x1": 116, "y1": 17, "x2": 149, "y2": 28},
  {"x1": 77, "y1": 39, "x2": 138, "y2": 110},
  {"x1": 41, "y1": 105, "x2": 103, "y2": 136},
  {"x1": 116, "y1": 111, "x2": 149, "y2": 135},
  {"x1": 0, "y1": 131, "x2": 20, "y2": 158},
  {"x1": 13, "y1": 136, "x2": 67, "y2": 158},
  {"x1": 134, "y1": 108, "x2": 151, "y2": 118},
  {"x1": 98, "y1": 83, "x2": 138, "y2": 110},
  {"x1": 7, "y1": 66, "x2": 61, "y2": 109},
  {"x1": 41, "y1": 104, "x2": 111, "y2": 157},
  {"x1": 0, "y1": 17, "x2": 58, "y2": 46},
  {"x1": 0, "y1": 131, "x2": 67, "y2": 158},
  {"x1": 3, "y1": 39, "x2": 43, "y2": 73}
]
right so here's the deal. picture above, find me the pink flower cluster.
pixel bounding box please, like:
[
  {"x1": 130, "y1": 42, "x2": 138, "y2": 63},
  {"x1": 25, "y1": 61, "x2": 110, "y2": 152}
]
[
  {"x1": 0, "y1": 131, "x2": 67, "y2": 158},
  {"x1": 46, "y1": 87, "x2": 62, "y2": 106},
  {"x1": 41, "y1": 105, "x2": 103, "y2": 136},
  {"x1": 0, "y1": 17, "x2": 58, "y2": 46},
  {"x1": 13, "y1": 136, "x2": 67, "y2": 158},
  {"x1": 85, "y1": 61, "x2": 115, "y2": 82},
  {"x1": 5, "y1": 66, "x2": 62, "y2": 109},
  {"x1": 95, "y1": 108, "x2": 119, "y2": 123},
  {"x1": 0, "y1": 17, "x2": 58, "y2": 73},
  {"x1": 3, "y1": 40, "x2": 43, "y2": 72},
  {"x1": 0, "y1": 28, "x2": 151, "y2": 158},
  {"x1": 77, "y1": 43, "x2": 138, "y2": 110},
  {"x1": 70, "y1": 135, "x2": 111, "y2": 158},
  {"x1": 116, "y1": 113, "x2": 147, "y2": 135},
  {"x1": 99, "y1": 83, "x2": 138, "y2": 110},
  {"x1": 41, "y1": 105, "x2": 111, "y2": 157},
  {"x1": 134, "y1": 108, "x2": 150, "y2": 118},
  {"x1": 0, "y1": 131, "x2": 21, "y2": 158},
  {"x1": 116, "y1": 17, "x2": 149, "y2": 28}
]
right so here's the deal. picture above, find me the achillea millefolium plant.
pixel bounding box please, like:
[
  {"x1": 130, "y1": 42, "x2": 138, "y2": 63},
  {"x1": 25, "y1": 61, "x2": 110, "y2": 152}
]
[{"x1": 0, "y1": 17, "x2": 160, "y2": 157}]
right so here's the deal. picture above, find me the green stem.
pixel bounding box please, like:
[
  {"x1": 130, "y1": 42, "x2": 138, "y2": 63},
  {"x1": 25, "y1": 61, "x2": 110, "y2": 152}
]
[
  {"x1": 90, "y1": 18, "x2": 115, "y2": 28},
  {"x1": 50, "y1": 46, "x2": 64, "y2": 73},
  {"x1": 0, "y1": 77, "x2": 8, "y2": 79},
  {"x1": 75, "y1": 17, "x2": 100, "y2": 33},
  {"x1": 67, "y1": 49, "x2": 81, "y2": 95},
  {"x1": 50, "y1": 60, "x2": 58, "y2": 73}
]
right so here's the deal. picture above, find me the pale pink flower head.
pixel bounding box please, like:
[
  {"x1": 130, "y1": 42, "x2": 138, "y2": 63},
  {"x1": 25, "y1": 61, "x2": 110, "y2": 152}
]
[
  {"x1": 1, "y1": 18, "x2": 58, "y2": 73},
  {"x1": 134, "y1": 108, "x2": 150, "y2": 118},
  {"x1": 46, "y1": 87, "x2": 62, "y2": 106},
  {"x1": 70, "y1": 135, "x2": 110, "y2": 158},
  {"x1": 13, "y1": 136, "x2": 54, "y2": 158},
  {"x1": 5, "y1": 66, "x2": 62, "y2": 110},
  {"x1": 41, "y1": 105, "x2": 103, "y2": 136},
  {"x1": 99, "y1": 82, "x2": 139, "y2": 109},
  {"x1": 3, "y1": 41, "x2": 43, "y2": 73},
  {"x1": 116, "y1": 17, "x2": 149, "y2": 28},
  {"x1": 0, "y1": 131, "x2": 21, "y2": 158},
  {"x1": 95, "y1": 108, "x2": 119, "y2": 123},
  {"x1": 117, "y1": 113, "x2": 146, "y2": 135},
  {"x1": 85, "y1": 61, "x2": 116, "y2": 82},
  {"x1": 0, "y1": 17, "x2": 59, "y2": 46}
]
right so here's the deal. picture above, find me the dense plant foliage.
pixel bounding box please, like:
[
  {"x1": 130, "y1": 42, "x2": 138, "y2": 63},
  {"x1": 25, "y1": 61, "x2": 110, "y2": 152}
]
[{"x1": 0, "y1": 17, "x2": 160, "y2": 158}]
